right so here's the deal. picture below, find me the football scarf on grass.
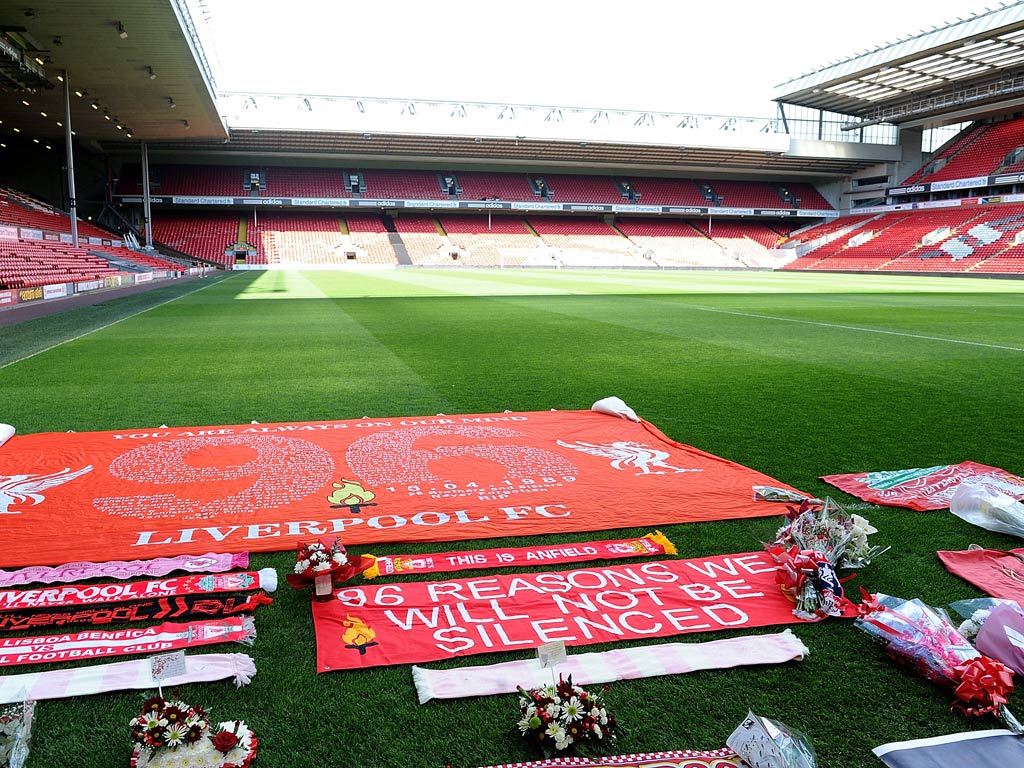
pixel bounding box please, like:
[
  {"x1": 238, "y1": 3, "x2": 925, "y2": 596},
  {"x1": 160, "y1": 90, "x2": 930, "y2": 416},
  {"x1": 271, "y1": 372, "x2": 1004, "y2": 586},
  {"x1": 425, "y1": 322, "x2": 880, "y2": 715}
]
[
  {"x1": 475, "y1": 749, "x2": 742, "y2": 768},
  {"x1": 412, "y1": 629, "x2": 808, "y2": 703},
  {"x1": 0, "y1": 568, "x2": 277, "y2": 611},
  {"x1": 362, "y1": 532, "x2": 676, "y2": 580},
  {"x1": 0, "y1": 616, "x2": 255, "y2": 667},
  {"x1": 0, "y1": 552, "x2": 250, "y2": 589},
  {"x1": 0, "y1": 653, "x2": 256, "y2": 705},
  {"x1": 0, "y1": 593, "x2": 273, "y2": 632}
]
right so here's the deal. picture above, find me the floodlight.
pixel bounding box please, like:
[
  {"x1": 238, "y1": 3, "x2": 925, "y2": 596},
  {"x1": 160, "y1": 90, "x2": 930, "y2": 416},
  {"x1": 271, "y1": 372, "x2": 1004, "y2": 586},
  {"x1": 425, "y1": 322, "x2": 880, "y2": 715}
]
[
  {"x1": 147, "y1": 66, "x2": 156, "y2": 80},
  {"x1": 117, "y1": 21, "x2": 128, "y2": 39}
]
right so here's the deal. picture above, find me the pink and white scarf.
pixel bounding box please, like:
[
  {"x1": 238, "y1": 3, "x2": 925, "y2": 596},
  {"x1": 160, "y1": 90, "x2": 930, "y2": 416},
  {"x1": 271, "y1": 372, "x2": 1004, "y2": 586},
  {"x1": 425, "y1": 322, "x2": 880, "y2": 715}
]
[
  {"x1": 0, "y1": 616, "x2": 255, "y2": 668},
  {"x1": 0, "y1": 552, "x2": 250, "y2": 588},
  {"x1": 0, "y1": 652, "x2": 256, "y2": 704},
  {"x1": 0, "y1": 568, "x2": 277, "y2": 611},
  {"x1": 413, "y1": 630, "x2": 808, "y2": 703}
]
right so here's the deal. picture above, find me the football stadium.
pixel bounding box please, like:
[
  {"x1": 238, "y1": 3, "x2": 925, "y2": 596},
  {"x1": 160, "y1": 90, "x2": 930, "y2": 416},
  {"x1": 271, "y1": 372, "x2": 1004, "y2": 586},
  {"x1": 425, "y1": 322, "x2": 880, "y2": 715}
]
[{"x1": 1, "y1": 2, "x2": 1024, "y2": 767}]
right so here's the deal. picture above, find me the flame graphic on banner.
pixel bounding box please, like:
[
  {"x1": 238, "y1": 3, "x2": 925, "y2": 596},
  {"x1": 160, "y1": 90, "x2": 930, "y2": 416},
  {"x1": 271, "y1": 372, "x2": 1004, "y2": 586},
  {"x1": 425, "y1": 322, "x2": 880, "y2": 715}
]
[
  {"x1": 327, "y1": 478, "x2": 377, "y2": 512},
  {"x1": 342, "y1": 613, "x2": 378, "y2": 655}
]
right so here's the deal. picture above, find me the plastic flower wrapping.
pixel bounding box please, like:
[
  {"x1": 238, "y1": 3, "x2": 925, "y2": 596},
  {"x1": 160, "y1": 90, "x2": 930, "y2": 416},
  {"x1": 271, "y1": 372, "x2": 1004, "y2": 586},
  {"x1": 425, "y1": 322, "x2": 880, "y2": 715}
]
[
  {"x1": 285, "y1": 537, "x2": 372, "y2": 598},
  {"x1": 950, "y1": 483, "x2": 1024, "y2": 539},
  {"x1": 516, "y1": 675, "x2": 619, "y2": 758},
  {"x1": 856, "y1": 592, "x2": 1022, "y2": 733},
  {"x1": 764, "y1": 497, "x2": 886, "y2": 621},
  {"x1": 726, "y1": 711, "x2": 816, "y2": 768},
  {"x1": 0, "y1": 701, "x2": 33, "y2": 768}
]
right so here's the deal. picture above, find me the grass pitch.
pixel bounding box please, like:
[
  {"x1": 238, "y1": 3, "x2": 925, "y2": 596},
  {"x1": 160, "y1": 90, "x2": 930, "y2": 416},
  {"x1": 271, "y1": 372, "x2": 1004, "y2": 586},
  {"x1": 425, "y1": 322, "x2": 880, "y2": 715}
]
[{"x1": 1, "y1": 269, "x2": 1023, "y2": 767}]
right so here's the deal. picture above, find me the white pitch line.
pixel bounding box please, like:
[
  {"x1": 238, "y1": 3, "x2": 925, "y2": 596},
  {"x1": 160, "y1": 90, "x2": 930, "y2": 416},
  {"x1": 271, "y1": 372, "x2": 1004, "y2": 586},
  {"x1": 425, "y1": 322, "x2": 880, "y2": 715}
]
[
  {"x1": 689, "y1": 304, "x2": 1024, "y2": 353},
  {"x1": 0, "y1": 275, "x2": 231, "y2": 370}
]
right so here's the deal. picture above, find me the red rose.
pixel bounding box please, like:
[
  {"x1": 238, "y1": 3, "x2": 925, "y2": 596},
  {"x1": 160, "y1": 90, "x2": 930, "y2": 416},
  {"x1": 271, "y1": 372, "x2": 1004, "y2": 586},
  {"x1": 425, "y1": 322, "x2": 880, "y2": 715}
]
[{"x1": 211, "y1": 730, "x2": 240, "y2": 753}]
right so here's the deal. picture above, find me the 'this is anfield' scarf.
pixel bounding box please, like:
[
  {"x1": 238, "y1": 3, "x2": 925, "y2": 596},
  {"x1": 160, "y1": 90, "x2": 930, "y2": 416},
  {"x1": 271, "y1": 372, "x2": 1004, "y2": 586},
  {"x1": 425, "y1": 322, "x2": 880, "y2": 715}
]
[{"x1": 363, "y1": 532, "x2": 676, "y2": 579}]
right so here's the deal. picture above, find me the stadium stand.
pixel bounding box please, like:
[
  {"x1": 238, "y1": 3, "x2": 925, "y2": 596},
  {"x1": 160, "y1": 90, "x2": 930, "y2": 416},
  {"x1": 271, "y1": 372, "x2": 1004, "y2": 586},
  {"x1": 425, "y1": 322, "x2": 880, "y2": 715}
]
[
  {"x1": 782, "y1": 204, "x2": 1024, "y2": 274},
  {"x1": 919, "y1": 117, "x2": 1024, "y2": 182},
  {"x1": 625, "y1": 178, "x2": 707, "y2": 206},
  {"x1": 254, "y1": 212, "x2": 348, "y2": 265},
  {"x1": 263, "y1": 168, "x2": 350, "y2": 198},
  {"x1": 149, "y1": 212, "x2": 241, "y2": 266},
  {"x1": 118, "y1": 165, "x2": 248, "y2": 196},
  {"x1": 361, "y1": 170, "x2": 445, "y2": 200},
  {"x1": 451, "y1": 172, "x2": 537, "y2": 202},
  {"x1": 344, "y1": 214, "x2": 399, "y2": 265},
  {"x1": 0, "y1": 239, "x2": 118, "y2": 288},
  {"x1": 538, "y1": 175, "x2": 626, "y2": 204},
  {"x1": 438, "y1": 215, "x2": 543, "y2": 266},
  {"x1": 393, "y1": 214, "x2": 447, "y2": 264},
  {"x1": 529, "y1": 217, "x2": 647, "y2": 266}
]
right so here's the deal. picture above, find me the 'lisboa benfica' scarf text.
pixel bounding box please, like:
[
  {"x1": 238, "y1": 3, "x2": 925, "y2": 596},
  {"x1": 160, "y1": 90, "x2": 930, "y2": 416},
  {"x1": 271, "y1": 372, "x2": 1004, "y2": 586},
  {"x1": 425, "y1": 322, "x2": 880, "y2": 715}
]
[{"x1": 0, "y1": 616, "x2": 254, "y2": 667}]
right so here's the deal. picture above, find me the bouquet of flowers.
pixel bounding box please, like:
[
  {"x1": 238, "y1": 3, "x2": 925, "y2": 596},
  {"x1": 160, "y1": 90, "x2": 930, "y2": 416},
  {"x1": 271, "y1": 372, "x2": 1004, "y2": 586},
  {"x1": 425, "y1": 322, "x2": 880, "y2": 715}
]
[
  {"x1": 764, "y1": 498, "x2": 886, "y2": 621},
  {"x1": 130, "y1": 696, "x2": 210, "y2": 753},
  {"x1": 0, "y1": 701, "x2": 33, "y2": 768},
  {"x1": 285, "y1": 538, "x2": 372, "y2": 600},
  {"x1": 856, "y1": 592, "x2": 1022, "y2": 733},
  {"x1": 773, "y1": 497, "x2": 888, "y2": 569},
  {"x1": 129, "y1": 695, "x2": 257, "y2": 768},
  {"x1": 727, "y1": 711, "x2": 817, "y2": 768},
  {"x1": 516, "y1": 676, "x2": 619, "y2": 758}
]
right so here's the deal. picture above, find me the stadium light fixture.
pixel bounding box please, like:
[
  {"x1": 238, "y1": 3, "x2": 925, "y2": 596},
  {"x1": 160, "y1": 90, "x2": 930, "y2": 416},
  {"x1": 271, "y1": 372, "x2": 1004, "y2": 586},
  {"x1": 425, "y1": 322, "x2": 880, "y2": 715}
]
[
  {"x1": 56, "y1": 73, "x2": 63, "y2": 82},
  {"x1": 182, "y1": 119, "x2": 190, "y2": 129},
  {"x1": 147, "y1": 66, "x2": 157, "y2": 80},
  {"x1": 74, "y1": 89, "x2": 84, "y2": 97},
  {"x1": 168, "y1": 97, "x2": 176, "y2": 109},
  {"x1": 104, "y1": 112, "x2": 111, "y2": 120},
  {"x1": 21, "y1": 100, "x2": 29, "y2": 106},
  {"x1": 117, "y1": 21, "x2": 128, "y2": 39},
  {"x1": 126, "y1": 130, "x2": 133, "y2": 138},
  {"x1": 39, "y1": 111, "x2": 46, "y2": 117},
  {"x1": 12, "y1": 128, "x2": 19, "y2": 133},
  {"x1": 91, "y1": 101, "x2": 99, "y2": 110}
]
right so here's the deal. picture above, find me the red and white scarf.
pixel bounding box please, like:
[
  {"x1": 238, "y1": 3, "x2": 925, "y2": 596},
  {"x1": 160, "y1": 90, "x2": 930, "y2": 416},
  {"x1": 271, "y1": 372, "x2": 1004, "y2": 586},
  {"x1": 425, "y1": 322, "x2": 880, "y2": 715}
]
[
  {"x1": 0, "y1": 569, "x2": 276, "y2": 611},
  {"x1": 0, "y1": 616, "x2": 255, "y2": 667},
  {"x1": 363, "y1": 532, "x2": 676, "y2": 579}
]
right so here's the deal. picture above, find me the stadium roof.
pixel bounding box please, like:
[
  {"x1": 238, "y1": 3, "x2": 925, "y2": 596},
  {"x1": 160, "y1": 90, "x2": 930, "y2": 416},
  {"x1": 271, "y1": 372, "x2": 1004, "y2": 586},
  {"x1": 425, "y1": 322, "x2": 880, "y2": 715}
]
[
  {"x1": 774, "y1": 1, "x2": 1024, "y2": 128},
  {"x1": 0, "y1": 0, "x2": 225, "y2": 143},
  {"x1": 0, "y1": 1, "x2": 897, "y2": 178}
]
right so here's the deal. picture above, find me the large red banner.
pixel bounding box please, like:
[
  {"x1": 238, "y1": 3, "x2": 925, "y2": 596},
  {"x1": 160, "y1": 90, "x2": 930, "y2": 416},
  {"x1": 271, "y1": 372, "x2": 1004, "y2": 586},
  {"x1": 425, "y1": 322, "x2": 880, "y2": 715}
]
[
  {"x1": 821, "y1": 461, "x2": 1024, "y2": 511},
  {"x1": 0, "y1": 409, "x2": 796, "y2": 567},
  {"x1": 313, "y1": 551, "x2": 808, "y2": 671}
]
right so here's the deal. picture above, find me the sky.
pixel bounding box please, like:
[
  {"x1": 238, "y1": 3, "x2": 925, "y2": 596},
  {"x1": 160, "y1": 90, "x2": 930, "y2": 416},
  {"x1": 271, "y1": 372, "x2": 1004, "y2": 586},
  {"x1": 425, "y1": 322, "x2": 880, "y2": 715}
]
[{"x1": 191, "y1": 0, "x2": 1009, "y2": 118}]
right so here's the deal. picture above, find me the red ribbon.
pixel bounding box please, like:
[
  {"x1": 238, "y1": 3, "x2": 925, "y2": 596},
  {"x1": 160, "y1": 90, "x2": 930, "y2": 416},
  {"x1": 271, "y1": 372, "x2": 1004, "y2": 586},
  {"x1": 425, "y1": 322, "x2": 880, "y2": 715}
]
[{"x1": 953, "y1": 656, "x2": 1015, "y2": 717}]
